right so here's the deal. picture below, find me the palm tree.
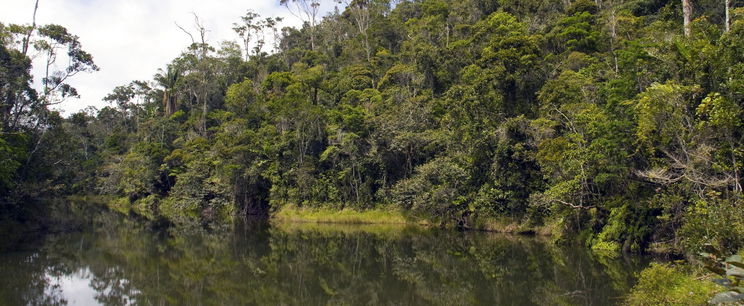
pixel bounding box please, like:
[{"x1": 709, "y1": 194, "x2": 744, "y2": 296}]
[{"x1": 155, "y1": 65, "x2": 180, "y2": 116}]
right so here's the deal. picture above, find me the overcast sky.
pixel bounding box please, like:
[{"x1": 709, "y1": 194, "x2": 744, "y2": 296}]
[{"x1": 0, "y1": 0, "x2": 339, "y2": 115}]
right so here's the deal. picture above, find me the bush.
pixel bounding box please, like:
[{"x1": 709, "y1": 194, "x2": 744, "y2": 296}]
[
  {"x1": 626, "y1": 263, "x2": 717, "y2": 306},
  {"x1": 681, "y1": 197, "x2": 744, "y2": 254},
  {"x1": 391, "y1": 156, "x2": 469, "y2": 223}
]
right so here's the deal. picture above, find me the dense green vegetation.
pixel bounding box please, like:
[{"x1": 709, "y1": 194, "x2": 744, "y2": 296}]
[
  {"x1": 2, "y1": 0, "x2": 744, "y2": 266},
  {"x1": 0, "y1": 16, "x2": 99, "y2": 227}
]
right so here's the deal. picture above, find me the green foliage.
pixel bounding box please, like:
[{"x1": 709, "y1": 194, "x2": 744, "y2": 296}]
[
  {"x1": 681, "y1": 197, "x2": 744, "y2": 254},
  {"x1": 633, "y1": 81, "x2": 699, "y2": 153},
  {"x1": 591, "y1": 199, "x2": 654, "y2": 254},
  {"x1": 224, "y1": 78, "x2": 255, "y2": 115},
  {"x1": 392, "y1": 156, "x2": 469, "y2": 223},
  {"x1": 626, "y1": 263, "x2": 718, "y2": 305},
  {"x1": 472, "y1": 116, "x2": 543, "y2": 218},
  {"x1": 0, "y1": 135, "x2": 26, "y2": 191},
  {"x1": 119, "y1": 142, "x2": 167, "y2": 201},
  {"x1": 547, "y1": 11, "x2": 602, "y2": 53}
]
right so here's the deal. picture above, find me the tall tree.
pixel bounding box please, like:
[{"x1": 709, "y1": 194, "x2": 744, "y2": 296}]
[
  {"x1": 683, "y1": 0, "x2": 693, "y2": 37},
  {"x1": 724, "y1": 0, "x2": 730, "y2": 32},
  {"x1": 233, "y1": 10, "x2": 261, "y2": 60},
  {"x1": 155, "y1": 65, "x2": 180, "y2": 116},
  {"x1": 339, "y1": 0, "x2": 373, "y2": 61},
  {"x1": 280, "y1": 0, "x2": 321, "y2": 51}
]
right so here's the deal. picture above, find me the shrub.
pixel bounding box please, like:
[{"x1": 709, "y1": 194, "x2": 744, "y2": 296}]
[
  {"x1": 681, "y1": 197, "x2": 744, "y2": 254},
  {"x1": 626, "y1": 263, "x2": 717, "y2": 306},
  {"x1": 391, "y1": 156, "x2": 469, "y2": 223}
]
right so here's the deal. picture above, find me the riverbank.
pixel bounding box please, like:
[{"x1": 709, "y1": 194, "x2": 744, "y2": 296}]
[
  {"x1": 272, "y1": 205, "x2": 422, "y2": 225},
  {"x1": 271, "y1": 205, "x2": 557, "y2": 236}
]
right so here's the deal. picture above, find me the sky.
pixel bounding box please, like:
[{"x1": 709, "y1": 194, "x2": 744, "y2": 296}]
[{"x1": 0, "y1": 0, "x2": 339, "y2": 115}]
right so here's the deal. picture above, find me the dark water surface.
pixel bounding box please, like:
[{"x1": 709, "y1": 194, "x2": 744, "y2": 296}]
[{"x1": 0, "y1": 206, "x2": 649, "y2": 305}]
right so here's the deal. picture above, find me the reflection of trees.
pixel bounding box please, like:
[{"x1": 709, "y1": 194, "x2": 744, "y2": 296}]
[
  {"x1": 0, "y1": 208, "x2": 647, "y2": 305},
  {"x1": 0, "y1": 252, "x2": 68, "y2": 305}
]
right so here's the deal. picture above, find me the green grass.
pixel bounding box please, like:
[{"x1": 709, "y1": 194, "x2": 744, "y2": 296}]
[
  {"x1": 273, "y1": 221, "x2": 422, "y2": 237},
  {"x1": 272, "y1": 205, "x2": 425, "y2": 225},
  {"x1": 469, "y1": 215, "x2": 557, "y2": 236}
]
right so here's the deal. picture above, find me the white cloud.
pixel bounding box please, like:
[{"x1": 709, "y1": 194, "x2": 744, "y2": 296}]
[{"x1": 0, "y1": 0, "x2": 340, "y2": 115}]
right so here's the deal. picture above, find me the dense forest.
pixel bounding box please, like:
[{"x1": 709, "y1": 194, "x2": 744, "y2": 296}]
[{"x1": 1, "y1": 0, "x2": 743, "y2": 260}]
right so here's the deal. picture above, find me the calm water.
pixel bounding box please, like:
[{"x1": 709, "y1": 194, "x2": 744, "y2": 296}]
[{"x1": 0, "y1": 206, "x2": 648, "y2": 305}]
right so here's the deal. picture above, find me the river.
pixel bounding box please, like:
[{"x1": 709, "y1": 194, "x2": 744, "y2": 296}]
[{"x1": 0, "y1": 203, "x2": 649, "y2": 305}]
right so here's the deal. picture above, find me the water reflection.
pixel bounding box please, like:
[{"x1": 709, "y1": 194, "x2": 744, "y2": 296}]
[{"x1": 0, "y1": 208, "x2": 647, "y2": 305}]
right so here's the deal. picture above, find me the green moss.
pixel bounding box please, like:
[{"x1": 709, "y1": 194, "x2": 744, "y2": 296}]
[
  {"x1": 272, "y1": 205, "x2": 422, "y2": 225},
  {"x1": 626, "y1": 263, "x2": 717, "y2": 306}
]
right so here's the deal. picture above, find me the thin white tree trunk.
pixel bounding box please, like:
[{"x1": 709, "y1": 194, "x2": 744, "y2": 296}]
[
  {"x1": 683, "y1": 0, "x2": 692, "y2": 37},
  {"x1": 725, "y1": 0, "x2": 730, "y2": 32}
]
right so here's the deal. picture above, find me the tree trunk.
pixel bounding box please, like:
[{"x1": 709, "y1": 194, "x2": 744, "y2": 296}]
[
  {"x1": 725, "y1": 0, "x2": 730, "y2": 32},
  {"x1": 364, "y1": 32, "x2": 371, "y2": 62},
  {"x1": 609, "y1": 4, "x2": 619, "y2": 73},
  {"x1": 682, "y1": 0, "x2": 692, "y2": 37},
  {"x1": 202, "y1": 95, "x2": 208, "y2": 135},
  {"x1": 162, "y1": 92, "x2": 169, "y2": 115},
  {"x1": 162, "y1": 91, "x2": 177, "y2": 116}
]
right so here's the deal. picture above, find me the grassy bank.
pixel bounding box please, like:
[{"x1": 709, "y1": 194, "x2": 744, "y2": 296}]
[
  {"x1": 468, "y1": 216, "x2": 557, "y2": 236},
  {"x1": 272, "y1": 205, "x2": 557, "y2": 237},
  {"x1": 272, "y1": 205, "x2": 425, "y2": 225},
  {"x1": 273, "y1": 221, "x2": 423, "y2": 237}
]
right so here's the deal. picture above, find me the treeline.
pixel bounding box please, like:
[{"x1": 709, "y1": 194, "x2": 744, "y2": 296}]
[
  {"x1": 2, "y1": 0, "x2": 744, "y2": 255},
  {"x1": 0, "y1": 14, "x2": 99, "y2": 224}
]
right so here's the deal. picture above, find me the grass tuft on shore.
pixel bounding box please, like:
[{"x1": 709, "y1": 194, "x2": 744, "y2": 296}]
[{"x1": 272, "y1": 205, "x2": 425, "y2": 225}]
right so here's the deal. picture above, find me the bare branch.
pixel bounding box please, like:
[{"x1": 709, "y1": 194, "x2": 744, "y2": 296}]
[
  {"x1": 554, "y1": 199, "x2": 596, "y2": 210},
  {"x1": 175, "y1": 22, "x2": 195, "y2": 45},
  {"x1": 22, "y1": 0, "x2": 40, "y2": 55}
]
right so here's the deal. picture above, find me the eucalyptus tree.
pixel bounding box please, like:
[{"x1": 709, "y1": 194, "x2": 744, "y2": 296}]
[
  {"x1": 683, "y1": 0, "x2": 693, "y2": 36},
  {"x1": 724, "y1": 0, "x2": 731, "y2": 32},
  {"x1": 338, "y1": 0, "x2": 373, "y2": 61},
  {"x1": 234, "y1": 10, "x2": 285, "y2": 59},
  {"x1": 280, "y1": 0, "x2": 322, "y2": 51},
  {"x1": 233, "y1": 10, "x2": 262, "y2": 60}
]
